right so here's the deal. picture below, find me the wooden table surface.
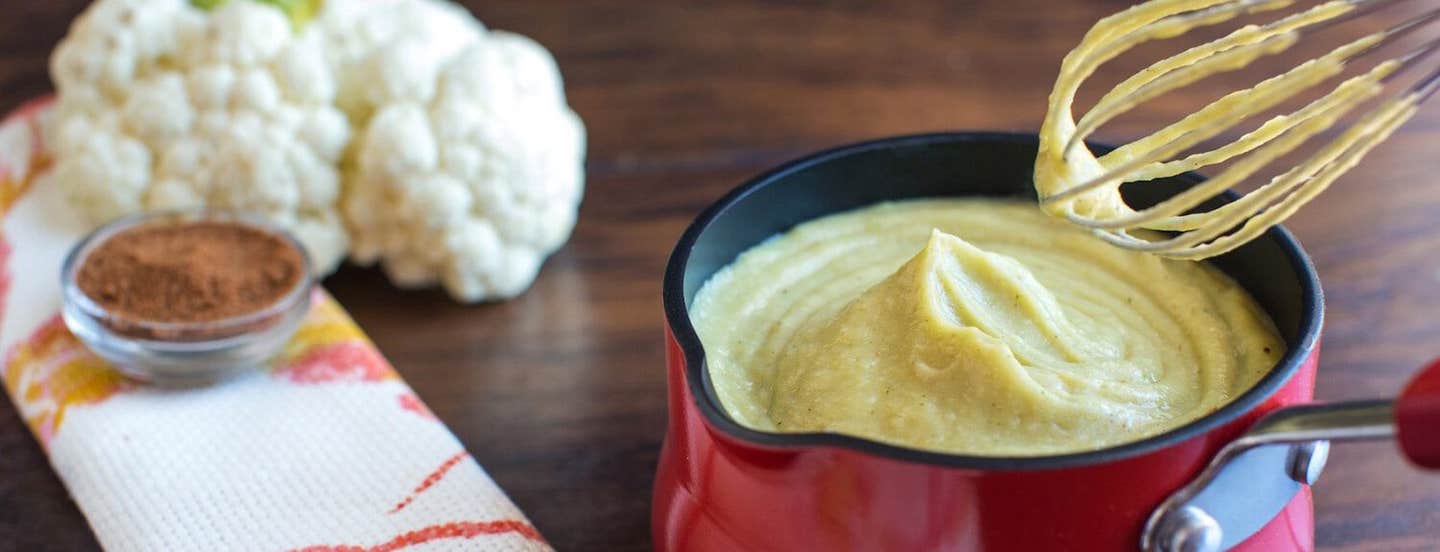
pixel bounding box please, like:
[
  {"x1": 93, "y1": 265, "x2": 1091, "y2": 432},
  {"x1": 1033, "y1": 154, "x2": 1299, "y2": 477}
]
[{"x1": 4, "y1": 1, "x2": 1440, "y2": 550}]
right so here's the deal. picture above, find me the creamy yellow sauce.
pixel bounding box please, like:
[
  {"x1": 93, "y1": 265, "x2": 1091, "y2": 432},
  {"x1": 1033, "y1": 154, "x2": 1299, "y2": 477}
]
[
  {"x1": 1034, "y1": 0, "x2": 1418, "y2": 260},
  {"x1": 692, "y1": 199, "x2": 1283, "y2": 456}
]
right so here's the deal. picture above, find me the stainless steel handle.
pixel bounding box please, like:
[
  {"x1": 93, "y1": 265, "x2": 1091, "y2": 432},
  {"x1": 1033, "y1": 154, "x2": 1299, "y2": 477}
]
[
  {"x1": 1239, "y1": 400, "x2": 1394, "y2": 445},
  {"x1": 1141, "y1": 399, "x2": 1396, "y2": 552}
]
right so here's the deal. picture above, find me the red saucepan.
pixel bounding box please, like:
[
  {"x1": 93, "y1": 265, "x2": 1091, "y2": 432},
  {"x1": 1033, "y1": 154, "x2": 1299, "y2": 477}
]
[{"x1": 653, "y1": 133, "x2": 1440, "y2": 551}]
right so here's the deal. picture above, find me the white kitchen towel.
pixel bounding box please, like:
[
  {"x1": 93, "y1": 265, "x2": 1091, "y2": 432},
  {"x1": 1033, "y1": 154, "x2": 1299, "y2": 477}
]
[{"x1": 0, "y1": 98, "x2": 550, "y2": 551}]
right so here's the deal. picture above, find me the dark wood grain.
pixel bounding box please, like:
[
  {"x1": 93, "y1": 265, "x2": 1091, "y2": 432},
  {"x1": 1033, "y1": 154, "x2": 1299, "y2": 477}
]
[{"x1": 4, "y1": 1, "x2": 1440, "y2": 550}]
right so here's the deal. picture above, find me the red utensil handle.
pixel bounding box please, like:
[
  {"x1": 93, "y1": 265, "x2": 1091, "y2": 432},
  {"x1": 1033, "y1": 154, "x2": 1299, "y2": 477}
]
[{"x1": 1397, "y1": 357, "x2": 1440, "y2": 469}]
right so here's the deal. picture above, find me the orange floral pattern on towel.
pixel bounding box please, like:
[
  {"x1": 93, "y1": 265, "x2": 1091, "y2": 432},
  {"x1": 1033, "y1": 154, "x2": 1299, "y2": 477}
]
[
  {"x1": 3, "y1": 291, "x2": 399, "y2": 447},
  {"x1": 0, "y1": 96, "x2": 52, "y2": 216},
  {"x1": 272, "y1": 292, "x2": 399, "y2": 384},
  {"x1": 3, "y1": 315, "x2": 128, "y2": 448},
  {"x1": 291, "y1": 520, "x2": 547, "y2": 552}
]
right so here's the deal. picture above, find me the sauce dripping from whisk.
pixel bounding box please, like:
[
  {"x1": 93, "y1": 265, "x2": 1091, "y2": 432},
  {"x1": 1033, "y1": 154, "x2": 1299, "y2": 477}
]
[{"x1": 1036, "y1": 0, "x2": 1426, "y2": 260}]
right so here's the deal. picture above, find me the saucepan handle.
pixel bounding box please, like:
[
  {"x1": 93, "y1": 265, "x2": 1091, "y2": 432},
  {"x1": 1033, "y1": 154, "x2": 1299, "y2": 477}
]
[
  {"x1": 1397, "y1": 357, "x2": 1440, "y2": 469},
  {"x1": 1144, "y1": 357, "x2": 1440, "y2": 551}
]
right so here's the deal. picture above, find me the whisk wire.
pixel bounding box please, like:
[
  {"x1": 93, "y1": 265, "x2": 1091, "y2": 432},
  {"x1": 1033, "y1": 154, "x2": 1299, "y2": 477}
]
[
  {"x1": 1044, "y1": 34, "x2": 1386, "y2": 205},
  {"x1": 1065, "y1": 62, "x2": 1393, "y2": 231},
  {"x1": 1110, "y1": 96, "x2": 1419, "y2": 259},
  {"x1": 1037, "y1": 0, "x2": 1437, "y2": 259},
  {"x1": 1064, "y1": 1, "x2": 1365, "y2": 160}
]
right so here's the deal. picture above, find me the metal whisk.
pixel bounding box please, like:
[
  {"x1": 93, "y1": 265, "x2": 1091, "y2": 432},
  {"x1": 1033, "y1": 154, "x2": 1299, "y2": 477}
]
[{"x1": 1034, "y1": 0, "x2": 1440, "y2": 260}]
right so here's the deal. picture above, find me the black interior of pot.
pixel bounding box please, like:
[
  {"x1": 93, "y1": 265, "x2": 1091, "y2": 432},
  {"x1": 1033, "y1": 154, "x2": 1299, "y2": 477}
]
[{"x1": 665, "y1": 131, "x2": 1324, "y2": 468}]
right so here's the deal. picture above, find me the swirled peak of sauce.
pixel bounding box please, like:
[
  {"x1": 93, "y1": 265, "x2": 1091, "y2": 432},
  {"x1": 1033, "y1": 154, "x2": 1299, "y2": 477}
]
[{"x1": 691, "y1": 199, "x2": 1283, "y2": 456}]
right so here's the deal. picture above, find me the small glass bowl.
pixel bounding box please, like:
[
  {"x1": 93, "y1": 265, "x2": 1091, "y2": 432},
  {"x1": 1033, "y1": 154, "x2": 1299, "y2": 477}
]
[{"x1": 60, "y1": 210, "x2": 314, "y2": 386}]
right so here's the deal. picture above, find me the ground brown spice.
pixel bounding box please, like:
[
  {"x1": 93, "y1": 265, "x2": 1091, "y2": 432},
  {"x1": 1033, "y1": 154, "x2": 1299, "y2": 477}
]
[{"x1": 76, "y1": 221, "x2": 305, "y2": 325}]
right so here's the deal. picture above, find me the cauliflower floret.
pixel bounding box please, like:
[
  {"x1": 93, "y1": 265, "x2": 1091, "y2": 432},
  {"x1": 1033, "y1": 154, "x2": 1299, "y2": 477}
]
[
  {"x1": 314, "y1": 0, "x2": 484, "y2": 122},
  {"x1": 46, "y1": 0, "x2": 351, "y2": 273},
  {"x1": 49, "y1": 126, "x2": 152, "y2": 222},
  {"x1": 176, "y1": 0, "x2": 291, "y2": 67},
  {"x1": 343, "y1": 31, "x2": 586, "y2": 302},
  {"x1": 50, "y1": 0, "x2": 199, "y2": 99}
]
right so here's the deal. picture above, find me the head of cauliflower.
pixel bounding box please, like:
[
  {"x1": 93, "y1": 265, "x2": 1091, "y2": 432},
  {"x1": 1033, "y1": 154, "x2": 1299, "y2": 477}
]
[
  {"x1": 47, "y1": 0, "x2": 352, "y2": 273},
  {"x1": 45, "y1": 0, "x2": 587, "y2": 303}
]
